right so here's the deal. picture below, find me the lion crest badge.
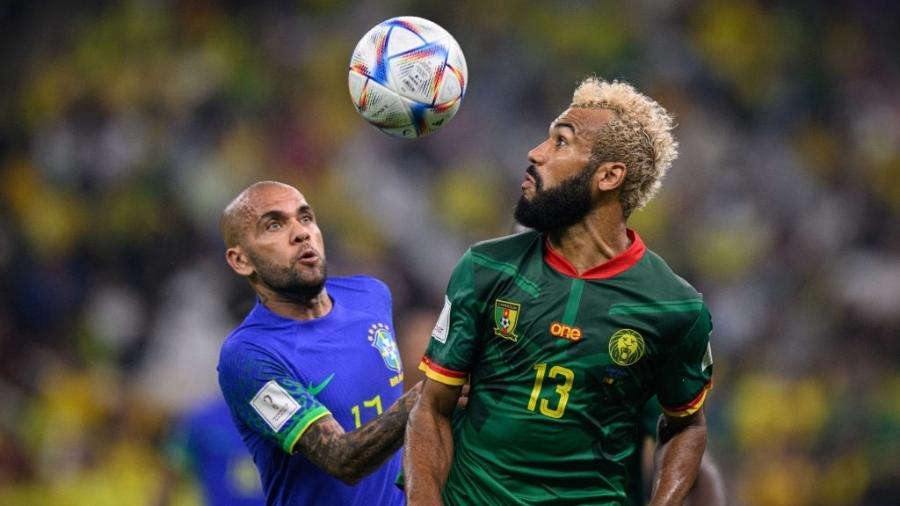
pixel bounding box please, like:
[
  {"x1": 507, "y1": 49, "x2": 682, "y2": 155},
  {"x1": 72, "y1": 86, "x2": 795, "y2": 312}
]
[{"x1": 608, "y1": 329, "x2": 646, "y2": 367}]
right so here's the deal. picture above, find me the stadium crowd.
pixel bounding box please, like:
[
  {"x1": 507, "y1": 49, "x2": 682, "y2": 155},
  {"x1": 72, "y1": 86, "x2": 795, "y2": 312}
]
[{"x1": 0, "y1": 1, "x2": 898, "y2": 504}]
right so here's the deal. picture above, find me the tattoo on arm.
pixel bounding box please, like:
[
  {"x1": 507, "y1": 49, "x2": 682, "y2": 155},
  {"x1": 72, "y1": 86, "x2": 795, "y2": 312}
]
[{"x1": 295, "y1": 383, "x2": 420, "y2": 484}]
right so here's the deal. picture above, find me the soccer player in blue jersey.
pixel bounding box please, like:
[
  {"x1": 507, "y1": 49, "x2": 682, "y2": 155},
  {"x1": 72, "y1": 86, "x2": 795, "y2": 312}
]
[
  {"x1": 159, "y1": 396, "x2": 265, "y2": 506},
  {"x1": 217, "y1": 181, "x2": 420, "y2": 506}
]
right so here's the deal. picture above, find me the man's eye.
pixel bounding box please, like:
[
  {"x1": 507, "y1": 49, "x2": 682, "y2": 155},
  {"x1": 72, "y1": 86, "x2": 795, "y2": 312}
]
[
  {"x1": 555, "y1": 136, "x2": 567, "y2": 146},
  {"x1": 266, "y1": 222, "x2": 282, "y2": 231},
  {"x1": 300, "y1": 215, "x2": 313, "y2": 224}
]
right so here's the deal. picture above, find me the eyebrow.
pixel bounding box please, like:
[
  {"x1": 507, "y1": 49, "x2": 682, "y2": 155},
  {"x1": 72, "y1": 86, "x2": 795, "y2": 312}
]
[
  {"x1": 256, "y1": 204, "x2": 313, "y2": 226},
  {"x1": 257, "y1": 210, "x2": 285, "y2": 227},
  {"x1": 550, "y1": 121, "x2": 576, "y2": 135}
]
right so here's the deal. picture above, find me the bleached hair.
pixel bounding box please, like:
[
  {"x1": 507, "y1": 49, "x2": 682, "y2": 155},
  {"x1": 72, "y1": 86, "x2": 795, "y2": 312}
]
[{"x1": 571, "y1": 76, "x2": 678, "y2": 217}]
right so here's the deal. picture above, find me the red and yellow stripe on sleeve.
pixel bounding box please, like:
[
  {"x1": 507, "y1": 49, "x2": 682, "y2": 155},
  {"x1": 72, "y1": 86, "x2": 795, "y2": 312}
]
[
  {"x1": 418, "y1": 357, "x2": 467, "y2": 386},
  {"x1": 662, "y1": 381, "x2": 712, "y2": 417}
]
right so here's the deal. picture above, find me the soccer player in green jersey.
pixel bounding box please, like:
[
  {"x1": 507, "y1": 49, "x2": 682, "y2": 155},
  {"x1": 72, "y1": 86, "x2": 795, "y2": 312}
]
[{"x1": 405, "y1": 76, "x2": 714, "y2": 505}]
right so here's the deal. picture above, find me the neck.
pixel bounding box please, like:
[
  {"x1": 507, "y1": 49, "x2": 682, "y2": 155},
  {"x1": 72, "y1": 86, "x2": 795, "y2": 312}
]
[
  {"x1": 546, "y1": 206, "x2": 629, "y2": 275},
  {"x1": 255, "y1": 285, "x2": 333, "y2": 320}
]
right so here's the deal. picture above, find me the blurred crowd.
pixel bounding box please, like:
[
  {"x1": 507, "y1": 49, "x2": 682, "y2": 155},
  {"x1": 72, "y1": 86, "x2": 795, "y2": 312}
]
[{"x1": 1, "y1": 1, "x2": 898, "y2": 504}]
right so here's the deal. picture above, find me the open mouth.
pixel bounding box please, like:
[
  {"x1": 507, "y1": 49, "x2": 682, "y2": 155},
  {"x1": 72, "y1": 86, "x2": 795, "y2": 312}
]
[
  {"x1": 522, "y1": 170, "x2": 536, "y2": 191},
  {"x1": 524, "y1": 165, "x2": 540, "y2": 189},
  {"x1": 296, "y1": 250, "x2": 319, "y2": 264}
]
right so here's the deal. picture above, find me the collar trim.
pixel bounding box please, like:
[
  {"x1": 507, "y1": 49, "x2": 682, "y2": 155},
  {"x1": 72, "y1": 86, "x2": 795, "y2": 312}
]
[{"x1": 543, "y1": 229, "x2": 645, "y2": 279}]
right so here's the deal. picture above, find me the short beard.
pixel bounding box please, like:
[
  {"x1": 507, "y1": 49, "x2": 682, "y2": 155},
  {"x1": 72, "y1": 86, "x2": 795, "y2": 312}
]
[
  {"x1": 514, "y1": 162, "x2": 598, "y2": 232},
  {"x1": 248, "y1": 250, "x2": 327, "y2": 301}
]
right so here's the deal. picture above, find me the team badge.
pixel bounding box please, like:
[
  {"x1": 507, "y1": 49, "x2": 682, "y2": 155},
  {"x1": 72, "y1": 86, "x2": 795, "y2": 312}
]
[
  {"x1": 493, "y1": 299, "x2": 521, "y2": 342},
  {"x1": 368, "y1": 323, "x2": 402, "y2": 372},
  {"x1": 608, "y1": 329, "x2": 645, "y2": 366}
]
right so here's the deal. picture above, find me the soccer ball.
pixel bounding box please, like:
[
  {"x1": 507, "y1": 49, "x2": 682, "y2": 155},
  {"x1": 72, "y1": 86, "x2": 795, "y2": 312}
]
[{"x1": 348, "y1": 16, "x2": 468, "y2": 138}]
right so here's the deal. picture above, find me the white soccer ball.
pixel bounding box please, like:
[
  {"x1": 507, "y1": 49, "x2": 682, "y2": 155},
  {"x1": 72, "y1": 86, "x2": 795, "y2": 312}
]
[{"x1": 348, "y1": 16, "x2": 468, "y2": 138}]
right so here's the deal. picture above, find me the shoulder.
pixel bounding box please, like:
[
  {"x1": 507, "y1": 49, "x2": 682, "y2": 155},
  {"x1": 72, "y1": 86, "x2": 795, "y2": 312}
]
[
  {"x1": 443, "y1": 231, "x2": 542, "y2": 297},
  {"x1": 218, "y1": 321, "x2": 274, "y2": 371},
  {"x1": 628, "y1": 248, "x2": 709, "y2": 339},
  {"x1": 639, "y1": 248, "x2": 703, "y2": 300},
  {"x1": 327, "y1": 274, "x2": 391, "y2": 299},
  {"x1": 327, "y1": 275, "x2": 393, "y2": 315},
  {"x1": 469, "y1": 229, "x2": 541, "y2": 259}
]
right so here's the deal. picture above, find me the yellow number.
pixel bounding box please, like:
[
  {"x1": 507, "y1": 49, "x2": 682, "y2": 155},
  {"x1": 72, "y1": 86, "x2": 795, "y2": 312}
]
[
  {"x1": 364, "y1": 395, "x2": 383, "y2": 415},
  {"x1": 351, "y1": 395, "x2": 383, "y2": 428},
  {"x1": 527, "y1": 363, "x2": 574, "y2": 419},
  {"x1": 528, "y1": 363, "x2": 547, "y2": 411},
  {"x1": 541, "y1": 366, "x2": 574, "y2": 418}
]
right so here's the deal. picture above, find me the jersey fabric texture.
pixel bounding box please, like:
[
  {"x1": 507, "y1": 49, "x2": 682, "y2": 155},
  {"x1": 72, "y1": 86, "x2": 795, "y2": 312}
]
[
  {"x1": 218, "y1": 276, "x2": 406, "y2": 506},
  {"x1": 420, "y1": 230, "x2": 713, "y2": 505},
  {"x1": 165, "y1": 398, "x2": 265, "y2": 506}
]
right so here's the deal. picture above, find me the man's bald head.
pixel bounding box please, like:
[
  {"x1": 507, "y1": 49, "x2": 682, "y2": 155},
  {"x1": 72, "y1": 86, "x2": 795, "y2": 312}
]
[{"x1": 220, "y1": 181, "x2": 299, "y2": 247}]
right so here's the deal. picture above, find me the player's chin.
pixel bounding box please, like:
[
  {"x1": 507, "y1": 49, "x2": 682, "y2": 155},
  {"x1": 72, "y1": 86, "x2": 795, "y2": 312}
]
[{"x1": 298, "y1": 263, "x2": 327, "y2": 283}]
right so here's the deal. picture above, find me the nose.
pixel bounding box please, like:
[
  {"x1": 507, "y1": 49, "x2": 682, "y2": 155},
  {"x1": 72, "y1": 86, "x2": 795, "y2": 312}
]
[
  {"x1": 289, "y1": 218, "x2": 310, "y2": 244},
  {"x1": 528, "y1": 139, "x2": 549, "y2": 166}
]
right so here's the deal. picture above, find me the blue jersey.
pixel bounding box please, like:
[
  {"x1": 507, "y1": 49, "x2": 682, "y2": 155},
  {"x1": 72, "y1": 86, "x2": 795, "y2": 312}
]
[
  {"x1": 167, "y1": 398, "x2": 265, "y2": 506},
  {"x1": 218, "y1": 276, "x2": 406, "y2": 506}
]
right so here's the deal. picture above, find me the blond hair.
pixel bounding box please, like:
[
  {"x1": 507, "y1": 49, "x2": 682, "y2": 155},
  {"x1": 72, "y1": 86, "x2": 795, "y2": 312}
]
[{"x1": 571, "y1": 76, "x2": 678, "y2": 217}]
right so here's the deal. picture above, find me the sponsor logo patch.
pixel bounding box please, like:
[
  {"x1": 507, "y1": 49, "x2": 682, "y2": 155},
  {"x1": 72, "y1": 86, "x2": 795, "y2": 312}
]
[
  {"x1": 549, "y1": 321, "x2": 582, "y2": 341},
  {"x1": 608, "y1": 329, "x2": 646, "y2": 367},
  {"x1": 493, "y1": 299, "x2": 521, "y2": 342},
  {"x1": 250, "y1": 380, "x2": 300, "y2": 433}
]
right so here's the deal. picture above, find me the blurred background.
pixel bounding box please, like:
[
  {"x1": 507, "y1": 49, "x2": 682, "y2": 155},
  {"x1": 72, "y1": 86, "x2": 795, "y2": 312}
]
[{"x1": 1, "y1": 0, "x2": 899, "y2": 504}]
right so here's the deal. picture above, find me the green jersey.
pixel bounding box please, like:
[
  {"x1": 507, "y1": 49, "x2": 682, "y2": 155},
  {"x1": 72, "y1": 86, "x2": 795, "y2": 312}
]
[{"x1": 420, "y1": 230, "x2": 713, "y2": 505}]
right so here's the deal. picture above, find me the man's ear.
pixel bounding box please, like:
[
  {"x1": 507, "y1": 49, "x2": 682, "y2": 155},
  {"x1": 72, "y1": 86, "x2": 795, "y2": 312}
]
[
  {"x1": 225, "y1": 246, "x2": 254, "y2": 277},
  {"x1": 595, "y1": 161, "x2": 627, "y2": 192}
]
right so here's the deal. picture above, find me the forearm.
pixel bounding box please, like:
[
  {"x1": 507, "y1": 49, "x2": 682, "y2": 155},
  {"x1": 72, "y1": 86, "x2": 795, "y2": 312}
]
[
  {"x1": 404, "y1": 400, "x2": 454, "y2": 505},
  {"x1": 686, "y1": 453, "x2": 726, "y2": 506},
  {"x1": 299, "y1": 386, "x2": 419, "y2": 484},
  {"x1": 650, "y1": 413, "x2": 707, "y2": 506}
]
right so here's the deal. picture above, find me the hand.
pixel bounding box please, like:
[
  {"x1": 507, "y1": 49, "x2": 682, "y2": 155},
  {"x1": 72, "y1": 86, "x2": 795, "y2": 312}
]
[{"x1": 456, "y1": 382, "x2": 470, "y2": 409}]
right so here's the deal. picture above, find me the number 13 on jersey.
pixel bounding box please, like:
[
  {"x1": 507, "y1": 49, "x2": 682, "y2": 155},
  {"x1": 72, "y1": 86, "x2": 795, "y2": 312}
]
[{"x1": 527, "y1": 363, "x2": 575, "y2": 419}]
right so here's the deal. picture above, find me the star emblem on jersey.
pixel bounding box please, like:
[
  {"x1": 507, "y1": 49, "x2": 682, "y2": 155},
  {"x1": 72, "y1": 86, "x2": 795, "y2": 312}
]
[
  {"x1": 493, "y1": 299, "x2": 521, "y2": 342},
  {"x1": 368, "y1": 323, "x2": 402, "y2": 372},
  {"x1": 608, "y1": 329, "x2": 646, "y2": 366}
]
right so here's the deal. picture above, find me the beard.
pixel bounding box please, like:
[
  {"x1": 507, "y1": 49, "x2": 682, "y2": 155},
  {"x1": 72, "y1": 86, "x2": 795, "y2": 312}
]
[
  {"x1": 514, "y1": 162, "x2": 598, "y2": 232},
  {"x1": 248, "y1": 249, "x2": 327, "y2": 300}
]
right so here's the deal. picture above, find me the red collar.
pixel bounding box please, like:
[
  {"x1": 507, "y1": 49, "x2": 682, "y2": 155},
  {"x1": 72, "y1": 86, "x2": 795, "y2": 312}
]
[{"x1": 543, "y1": 229, "x2": 645, "y2": 279}]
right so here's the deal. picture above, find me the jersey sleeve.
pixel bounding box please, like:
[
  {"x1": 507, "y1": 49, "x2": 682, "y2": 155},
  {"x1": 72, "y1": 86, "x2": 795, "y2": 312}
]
[
  {"x1": 656, "y1": 305, "x2": 714, "y2": 417},
  {"x1": 371, "y1": 276, "x2": 394, "y2": 317},
  {"x1": 218, "y1": 341, "x2": 331, "y2": 454},
  {"x1": 419, "y1": 249, "x2": 481, "y2": 386}
]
